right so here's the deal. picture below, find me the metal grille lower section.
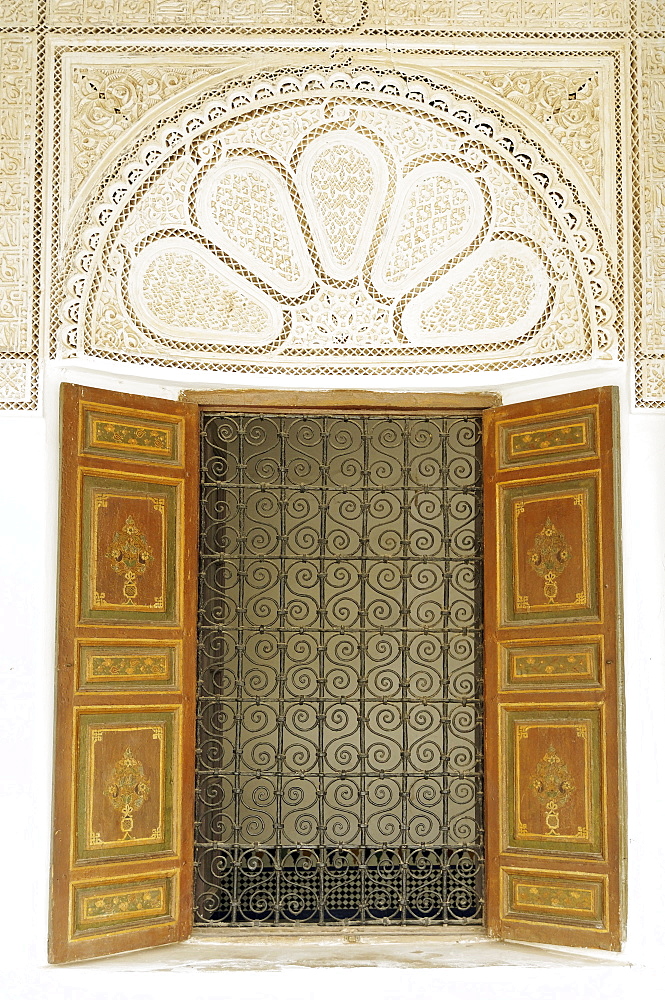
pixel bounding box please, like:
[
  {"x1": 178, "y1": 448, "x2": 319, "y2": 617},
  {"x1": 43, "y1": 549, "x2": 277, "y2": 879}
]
[{"x1": 194, "y1": 412, "x2": 484, "y2": 926}]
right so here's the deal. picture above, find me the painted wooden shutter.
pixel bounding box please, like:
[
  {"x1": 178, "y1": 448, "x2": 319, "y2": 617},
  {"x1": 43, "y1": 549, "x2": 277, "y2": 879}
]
[
  {"x1": 483, "y1": 386, "x2": 624, "y2": 951},
  {"x1": 49, "y1": 384, "x2": 198, "y2": 963}
]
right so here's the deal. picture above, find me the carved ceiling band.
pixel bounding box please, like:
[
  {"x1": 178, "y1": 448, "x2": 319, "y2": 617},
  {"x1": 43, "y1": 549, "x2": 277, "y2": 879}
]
[{"x1": 57, "y1": 67, "x2": 617, "y2": 377}]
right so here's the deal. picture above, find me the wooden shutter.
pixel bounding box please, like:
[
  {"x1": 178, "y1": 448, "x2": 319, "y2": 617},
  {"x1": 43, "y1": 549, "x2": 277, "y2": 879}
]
[
  {"x1": 483, "y1": 387, "x2": 624, "y2": 951},
  {"x1": 49, "y1": 384, "x2": 198, "y2": 963}
]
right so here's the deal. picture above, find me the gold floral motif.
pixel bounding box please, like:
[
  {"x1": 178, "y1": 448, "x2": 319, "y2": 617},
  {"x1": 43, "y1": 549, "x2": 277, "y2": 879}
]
[
  {"x1": 93, "y1": 419, "x2": 170, "y2": 454},
  {"x1": 527, "y1": 517, "x2": 572, "y2": 604},
  {"x1": 514, "y1": 883, "x2": 594, "y2": 914},
  {"x1": 82, "y1": 886, "x2": 164, "y2": 923},
  {"x1": 510, "y1": 423, "x2": 586, "y2": 455},
  {"x1": 515, "y1": 652, "x2": 588, "y2": 677},
  {"x1": 105, "y1": 747, "x2": 151, "y2": 840},
  {"x1": 530, "y1": 745, "x2": 575, "y2": 836},
  {"x1": 90, "y1": 654, "x2": 169, "y2": 678},
  {"x1": 106, "y1": 515, "x2": 153, "y2": 605}
]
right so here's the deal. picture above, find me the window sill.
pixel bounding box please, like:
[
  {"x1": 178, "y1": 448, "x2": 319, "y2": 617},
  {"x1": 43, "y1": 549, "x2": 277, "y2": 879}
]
[{"x1": 63, "y1": 927, "x2": 629, "y2": 971}]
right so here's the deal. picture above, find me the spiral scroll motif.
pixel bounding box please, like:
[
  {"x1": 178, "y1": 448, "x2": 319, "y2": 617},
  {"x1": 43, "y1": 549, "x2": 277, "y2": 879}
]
[{"x1": 194, "y1": 412, "x2": 483, "y2": 925}]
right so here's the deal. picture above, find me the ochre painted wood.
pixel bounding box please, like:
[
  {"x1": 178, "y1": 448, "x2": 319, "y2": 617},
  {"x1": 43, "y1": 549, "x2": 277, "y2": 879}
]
[
  {"x1": 181, "y1": 388, "x2": 501, "y2": 411},
  {"x1": 483, "y1": 387, "x2": 624, "y2": 951},
  {"x1": 49, "y1": 384, "x2": 198, "y2": 963}
]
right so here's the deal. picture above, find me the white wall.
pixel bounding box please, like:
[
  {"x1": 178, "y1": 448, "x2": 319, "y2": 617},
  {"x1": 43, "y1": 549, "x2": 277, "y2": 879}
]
[{"x1": 2, "y1": 358, "x2": 664, "y2": 1000}]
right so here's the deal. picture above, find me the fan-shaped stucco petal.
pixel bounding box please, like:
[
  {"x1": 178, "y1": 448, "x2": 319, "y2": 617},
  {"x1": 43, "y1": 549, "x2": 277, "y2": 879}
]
[
  {"x1": 196, "y1": 157, "x2": 315, "y2": 297},
  {"x1": 296, "y1": 130, "x2": 389, "y2": 282},
  {"x1": 402, "y1": 240, "x2": 551, "y2": 347},
  {"x1": 129, "y1": 237, "x2": 283, "y2": 346},
  {"x1": 372, "y1": 162, "x2": 486, "y2": 296}
]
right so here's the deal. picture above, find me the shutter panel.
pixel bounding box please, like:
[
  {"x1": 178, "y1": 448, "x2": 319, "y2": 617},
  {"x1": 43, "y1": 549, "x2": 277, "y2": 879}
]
[
  {"x1": 49, "y1": 384, "x2": 198, "y2": 963},
  {"x1": 483, "y1": 386, "x2": 624, "y2": 951}
]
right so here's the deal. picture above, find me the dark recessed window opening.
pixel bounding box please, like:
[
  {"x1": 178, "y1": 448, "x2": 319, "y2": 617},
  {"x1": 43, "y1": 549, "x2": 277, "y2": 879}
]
[{"x1": 194, "y1": 412, "x2": 484, "y2": 926}]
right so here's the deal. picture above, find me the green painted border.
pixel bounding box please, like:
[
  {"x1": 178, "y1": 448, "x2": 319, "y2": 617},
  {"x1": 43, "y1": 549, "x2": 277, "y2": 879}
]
[
  {"x1": 503, "y1": 707, "x2": 603, "y2": 858},
  {"x1": 500, "y1": 475, "x2": 599, "y2": 627},
  {"x1": 75, "y1": 710, "x2": 177, "y2": 863},
  {"x1": 80, "y1": 474, "x2": 179, "y2": 625}
]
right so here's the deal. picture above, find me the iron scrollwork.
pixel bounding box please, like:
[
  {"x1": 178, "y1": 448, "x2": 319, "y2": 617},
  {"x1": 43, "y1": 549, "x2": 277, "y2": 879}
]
[{"x1": 194, "y1": 413, "x2": 484, "y2": 925}]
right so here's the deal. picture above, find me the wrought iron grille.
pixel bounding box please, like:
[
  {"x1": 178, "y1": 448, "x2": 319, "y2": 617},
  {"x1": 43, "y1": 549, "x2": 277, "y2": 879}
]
[{"x1": 194, "y1": 412, "x2": 484, "y2": 926}]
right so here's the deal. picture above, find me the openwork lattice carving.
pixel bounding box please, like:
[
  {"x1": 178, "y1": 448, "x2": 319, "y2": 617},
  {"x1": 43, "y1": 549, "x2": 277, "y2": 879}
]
[
  {"x1": 56, "y1": 65, "x2": 618, "y2": 378},
  {"x1": 195, "y1": 411, "x2": 484, "y2": 925}
]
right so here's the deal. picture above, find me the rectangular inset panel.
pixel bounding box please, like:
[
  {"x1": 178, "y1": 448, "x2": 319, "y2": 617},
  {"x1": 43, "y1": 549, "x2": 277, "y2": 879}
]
[
  {"x1": 500, "y1": 638, "x2": 603, "y2": 692},
  {"x1": 75, "y1": 709, "x2": 179, "y2": 863},
  {"x1": 79, "y1": 474, "x2": 180, "y2": 625},
  {"x1": 501, "y1": 706, "x2": 603, "y2": 857},
  {"x1": 497, "y1": 407, "x2": 598, "y2": 470},
  {"x1": 71, "y1": 871, "x2": 177, "y2": 939},
  {"x1": 80, "y1": 403, "x2": 184, "y2": 466},
  {"x1": 77, "y1": 639, "x2": 180, "y2": 692},
  {"x1": 501, "y1": 868, "x2": 607, "y2": 930},
  {"x1": 499, "y1": 476, "x2": 599, "y2": 626}
]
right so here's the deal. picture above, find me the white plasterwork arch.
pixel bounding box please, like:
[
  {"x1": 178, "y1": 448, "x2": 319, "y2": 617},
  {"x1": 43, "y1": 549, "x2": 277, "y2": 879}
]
[{"x1": 55, "y1": 61, "x2": 619, "y2": 379}]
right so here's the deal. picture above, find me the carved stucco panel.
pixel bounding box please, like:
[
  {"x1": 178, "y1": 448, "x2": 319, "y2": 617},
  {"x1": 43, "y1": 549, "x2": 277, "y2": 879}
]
[
  {"x1": 461, "y1": 69, "x2": 602, "y2": 197},
  {"x1": 45, "y1": 0, "x2": 629, "y2": 30},
  {"x1": 641, "y1": 361, "x2": 665, "y2": 404},
  {"x1": 637, "y1": 1, "x2": 665, "y2": 30},
  {"x1": 55, "y1": 66, "x2": 615, "y2": 374},
  {"x1": 66, "y1": 63, "x2": 218, "y2": 209},
  {"x1": 637, "y1": 42, "x2": 665, "y2": 407},
  {"x1": 0, "y1": 358, "x2": 31, "y2": 403},
  {"x1": 0, "y1": 1, "x2": 38, "y2": 28},
  {"x1": 63, "y1": 54, "x2": 615, "y2": 231},
  {"x1": 0, "y1": 35, "x2": 35, "y2": 365}
]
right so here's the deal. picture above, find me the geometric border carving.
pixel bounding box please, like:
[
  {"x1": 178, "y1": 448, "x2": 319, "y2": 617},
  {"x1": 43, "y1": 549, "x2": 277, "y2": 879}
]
[
  {"x1": 0, "y1": 35, "x2": 36, "y2": 411},
  {"x1": 635, "y1": 41, "x2": 665, "y2": 408}
]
